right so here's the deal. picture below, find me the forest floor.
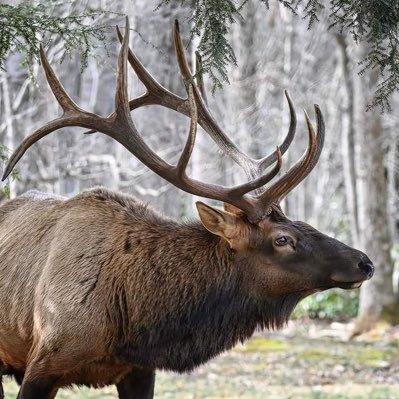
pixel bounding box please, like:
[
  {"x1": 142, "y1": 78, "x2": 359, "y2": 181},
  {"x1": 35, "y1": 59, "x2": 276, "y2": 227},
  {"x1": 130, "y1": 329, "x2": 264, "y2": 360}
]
[{"x1": 3, "y1": 319, "x2": 399, "y2": 399}]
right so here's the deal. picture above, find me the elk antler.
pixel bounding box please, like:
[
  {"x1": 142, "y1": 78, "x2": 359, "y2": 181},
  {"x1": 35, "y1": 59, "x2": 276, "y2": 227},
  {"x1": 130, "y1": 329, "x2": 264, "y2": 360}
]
[
  {"x1": 2, "y1": 17, "x2": 325, "y2": 223},
  {"x1": 85, "y1": 20, "x2": 297, "y2": 181}
]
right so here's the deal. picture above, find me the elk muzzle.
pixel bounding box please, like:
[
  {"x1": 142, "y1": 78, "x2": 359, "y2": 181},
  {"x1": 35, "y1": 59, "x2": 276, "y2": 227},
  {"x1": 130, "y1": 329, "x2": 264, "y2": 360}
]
[{"x1": 329, "y1": 251, "x2": 374, "y2": 288}]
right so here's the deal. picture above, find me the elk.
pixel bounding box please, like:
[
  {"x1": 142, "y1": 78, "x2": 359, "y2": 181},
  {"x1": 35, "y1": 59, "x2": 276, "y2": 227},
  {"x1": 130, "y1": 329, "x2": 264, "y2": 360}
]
[{"x1": 0, "y1": 18, "x2": 374, "y2": 399}]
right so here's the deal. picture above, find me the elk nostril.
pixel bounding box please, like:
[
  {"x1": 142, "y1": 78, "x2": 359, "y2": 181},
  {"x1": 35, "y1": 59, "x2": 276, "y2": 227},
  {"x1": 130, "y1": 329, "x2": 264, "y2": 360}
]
[{"x1": 358, "y1": 260, "x2": 374, "y2": 279}]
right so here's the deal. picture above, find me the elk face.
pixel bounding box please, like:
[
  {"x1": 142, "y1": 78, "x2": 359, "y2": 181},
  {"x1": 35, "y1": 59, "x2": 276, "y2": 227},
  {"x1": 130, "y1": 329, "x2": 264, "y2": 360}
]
[{"x1": 197, "y1": 202, "x2": 374, "y2": 299}]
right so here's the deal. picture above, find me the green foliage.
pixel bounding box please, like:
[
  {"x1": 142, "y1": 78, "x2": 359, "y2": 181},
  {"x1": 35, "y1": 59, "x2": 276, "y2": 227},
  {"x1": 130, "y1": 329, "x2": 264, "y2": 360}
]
[
  {"x1": 256, "y1": 0, "x2": 296, "y2": 14},
  {"x1": 294, "y1": 289, "x2": 359, "y2": 320},
  {"x1": 158, "y1": 0, "x2": 239, "y2": 92},
  {"x1": 158, "y1": 0, "x2": 399, "y2": 110},
  {"x1": 309, "y1": 388, "x2": 394, "y2": 399},
  {"x1": 329, "y1": 0, "x2": 399, "y2": 111},
  {"x1": 158, "y1": 0, "x2": 296, "y2": 92},
  {"x1": 300, "y1": 0, "x2": 324, "y2": 29},
  {"x1": 0, "y1": 1, "x2": 112, "y2": 73},
  {"x1": 0, "y1": 146, "x2": 19, "y2": 199},
  {"x1": 236, "y1": 337, "x2": 289, "y2": 352},
  {"x1": 3, "y1": 1, "x2": 397, "y2": 110}
]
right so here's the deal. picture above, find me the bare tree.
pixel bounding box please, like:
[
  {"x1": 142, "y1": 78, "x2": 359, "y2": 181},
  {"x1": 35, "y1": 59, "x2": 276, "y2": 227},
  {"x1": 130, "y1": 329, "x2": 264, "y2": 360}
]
[{"x1": 352, "y1": 44, "x2": 398, "y2": 334}]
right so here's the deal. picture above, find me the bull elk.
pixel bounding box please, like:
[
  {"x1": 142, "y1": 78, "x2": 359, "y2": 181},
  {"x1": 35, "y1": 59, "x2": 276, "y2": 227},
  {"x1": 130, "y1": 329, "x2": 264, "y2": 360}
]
[{"x1": 0, "y1": 18, "x2": 373, "y2": 399}]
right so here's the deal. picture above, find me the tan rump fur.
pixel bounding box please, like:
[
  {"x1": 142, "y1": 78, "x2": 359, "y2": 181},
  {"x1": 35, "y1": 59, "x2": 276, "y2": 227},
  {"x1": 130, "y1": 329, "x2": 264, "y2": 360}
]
[{"x1": 0, "y1": 188, "x2": 157, "y2": 385}]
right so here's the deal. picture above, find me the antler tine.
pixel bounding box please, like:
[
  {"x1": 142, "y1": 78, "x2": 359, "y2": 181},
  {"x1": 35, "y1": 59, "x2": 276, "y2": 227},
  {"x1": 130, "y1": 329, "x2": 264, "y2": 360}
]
[
  {"x1": 257, "y1": 106, "x2": 324, "y2": 208},
  {"x1": 115, "y1": 26, "x2": 167, "y2": 97},
  {"x1": 275, "y1": 107, "x2": 324, "y2": 201},
  {"x1": 84, "y1": 24, "x2": 179, "y2": 136},
  {"x1": 267, "y1": 110, "x2": 317, "y2": 202},
  {"x1": 39, "y1": 45, "x2": 83, "y2": 115},
  {"x1": 115, "y1": 17, "x2": 133, "y2": 121},
  {"x1": 176, "y1": 84, "x2": 197, "y2": 176},
  {"x1": 314, "y1": 104, "x2": 325, "y2": 159},
  {"x1": 257, "y1": 91, "x2": 297, "y2": 173},
  {"x1": 103, "y1": 17, "x2": 176, "y2": 175},
  {"x1": 173, "y1": 20, "x2": 193, "y2": 85},
  {"x1": 171, "y1": 20, "x2": 256, "y2": 176},
  {"x1": 173, "y1": 22, "x2": 297, "y2": 181},
  {"x1": 195, "y1": 51, "x2": 208, "y2": 106},
  {"x1": 229, "y1": 147, "x2": 282, "y2": 198}
]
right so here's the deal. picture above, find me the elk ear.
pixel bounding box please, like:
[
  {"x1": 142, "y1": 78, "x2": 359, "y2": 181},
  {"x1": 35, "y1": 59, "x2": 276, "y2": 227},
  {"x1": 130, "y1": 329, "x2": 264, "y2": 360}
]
[{"x1": 196, "y1": 202, "x2": 246, "y2": 248}]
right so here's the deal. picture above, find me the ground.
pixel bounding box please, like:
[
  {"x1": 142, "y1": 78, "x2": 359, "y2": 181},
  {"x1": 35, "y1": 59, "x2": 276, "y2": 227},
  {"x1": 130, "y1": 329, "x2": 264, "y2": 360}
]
[{"x1": 3, "y1": 320, "x2": 399, "y2": 398}]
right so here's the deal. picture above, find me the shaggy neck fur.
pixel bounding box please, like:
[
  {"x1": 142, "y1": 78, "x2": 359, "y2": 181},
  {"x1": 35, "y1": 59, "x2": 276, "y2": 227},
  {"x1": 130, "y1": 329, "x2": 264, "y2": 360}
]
[{"x1": 110, "y1": 217, "x2": 303, "y2": 372}]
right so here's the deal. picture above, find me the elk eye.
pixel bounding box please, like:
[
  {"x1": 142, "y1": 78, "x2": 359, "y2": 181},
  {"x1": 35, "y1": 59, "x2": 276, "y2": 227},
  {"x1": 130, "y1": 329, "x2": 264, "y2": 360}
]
[{"x1": 275, "y1": 236, "x2": 289, "y2": 246}]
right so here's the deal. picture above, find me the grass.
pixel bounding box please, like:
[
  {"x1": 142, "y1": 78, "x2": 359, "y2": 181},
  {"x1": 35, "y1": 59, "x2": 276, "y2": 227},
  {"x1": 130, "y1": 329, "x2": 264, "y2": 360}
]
[
  {"x1": 4, "y1": 381, "x2": 398, "y2": 398},
  {"x1": 235, "y1": 337, "x2": 289, "y2": 353},
  {"x1": 3, "y1": 331, "x2": 399, "y2": 398}
]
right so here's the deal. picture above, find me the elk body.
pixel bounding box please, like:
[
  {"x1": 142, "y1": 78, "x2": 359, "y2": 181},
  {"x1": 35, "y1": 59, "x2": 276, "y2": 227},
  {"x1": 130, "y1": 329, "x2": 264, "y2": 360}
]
[{"x1": 0, "y1": 19, "x2": 374, "y2": 399}]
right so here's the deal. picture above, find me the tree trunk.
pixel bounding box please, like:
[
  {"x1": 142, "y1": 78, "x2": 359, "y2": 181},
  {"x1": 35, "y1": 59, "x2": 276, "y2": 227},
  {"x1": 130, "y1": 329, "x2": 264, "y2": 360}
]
[
  {"x1": 336, "y1": 34, "x2": 359, "y2": 245},
  {"x1": 352, "y1": 44, "x2": 397, "y2": 335},
  {"x1": 1, "y1": 70, "x2": 16, "y2": 198}
]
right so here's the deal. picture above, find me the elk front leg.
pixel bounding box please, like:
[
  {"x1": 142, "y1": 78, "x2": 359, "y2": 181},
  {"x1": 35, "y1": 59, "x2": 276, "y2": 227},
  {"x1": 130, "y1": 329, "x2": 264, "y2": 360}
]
[
  {"x1": 116, "y1": 368, "x2": 155, "y2": 399},
  {"x1": 16, "y1": 377, "x2": 58, "y2": 399},
  {"x1": 16, "y1": 344, "x2": 59, "y2": 399},
  {"x1": 0, "y1": 366, "x2": 25, "y2": 399}
]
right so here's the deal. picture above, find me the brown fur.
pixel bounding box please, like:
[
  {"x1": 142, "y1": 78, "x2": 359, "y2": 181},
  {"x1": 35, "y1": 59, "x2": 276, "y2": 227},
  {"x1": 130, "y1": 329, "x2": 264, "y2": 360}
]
[{"x1": 0, "y1": 187, "x2": 372, "y2": 395}]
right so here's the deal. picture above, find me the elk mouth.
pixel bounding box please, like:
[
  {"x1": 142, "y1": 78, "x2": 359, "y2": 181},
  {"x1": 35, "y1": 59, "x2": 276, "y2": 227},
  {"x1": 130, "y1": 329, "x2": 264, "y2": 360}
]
[
  {"x1": 296, "y1": 281, "x2": 364, "y2": 297},
  {"x1": 330, "y1": 266, "x2": 373, "y2": 289},
  {"x1": 294, "y1": 278, "x2": 365, "y2": 298},
  {"x1": 333, "y1": 281, "x2": 363, "y2": 290}
]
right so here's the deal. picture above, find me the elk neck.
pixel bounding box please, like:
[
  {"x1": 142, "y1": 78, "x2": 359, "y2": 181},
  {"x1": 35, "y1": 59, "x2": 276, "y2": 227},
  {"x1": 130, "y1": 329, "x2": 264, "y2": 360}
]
[{"x1": 99, "y1": 192, "x2": 303, "y2": 372}]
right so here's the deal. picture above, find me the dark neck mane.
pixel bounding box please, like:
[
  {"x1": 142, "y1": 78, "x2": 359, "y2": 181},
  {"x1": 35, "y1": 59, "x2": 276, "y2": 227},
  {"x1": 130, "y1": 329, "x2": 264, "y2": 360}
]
[{"x1": 112, "y1": 220, "x2": 302, "y2": 372}]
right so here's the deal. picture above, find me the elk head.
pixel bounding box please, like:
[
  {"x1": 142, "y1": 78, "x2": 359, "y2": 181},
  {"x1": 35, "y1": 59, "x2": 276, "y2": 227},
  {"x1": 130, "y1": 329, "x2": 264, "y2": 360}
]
[
  {"x1": 197, "y1": 201, "x2": 373, "y2": 303},
  {"x1": 2, "y1": 18, "x2": 373, "y2": 300}
]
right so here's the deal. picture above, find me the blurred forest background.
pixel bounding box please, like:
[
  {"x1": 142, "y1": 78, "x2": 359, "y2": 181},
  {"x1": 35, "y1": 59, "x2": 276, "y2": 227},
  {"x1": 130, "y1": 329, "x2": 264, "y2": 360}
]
[{"x1": 1, "y1": 0, "x2": 399, "y2": 397}]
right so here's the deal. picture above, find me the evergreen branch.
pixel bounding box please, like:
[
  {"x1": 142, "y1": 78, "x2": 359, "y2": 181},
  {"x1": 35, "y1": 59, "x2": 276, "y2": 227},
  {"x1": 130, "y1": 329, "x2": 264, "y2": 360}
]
[
  {"x1": 298, "y1": 0, "x2": 324, "y2": 29},
  {"x1": 0, "y1": 1, "x2": 115, "y2": 72},
  {"x1": 156, "y1": 0, "x2": 399, "y2": 110},
  {"x1": 328, "y1": 0, "x2": 399, "y2": 111},
  {"x1": 158, "y1": 0, "x2": 296, "y2": 93}
]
